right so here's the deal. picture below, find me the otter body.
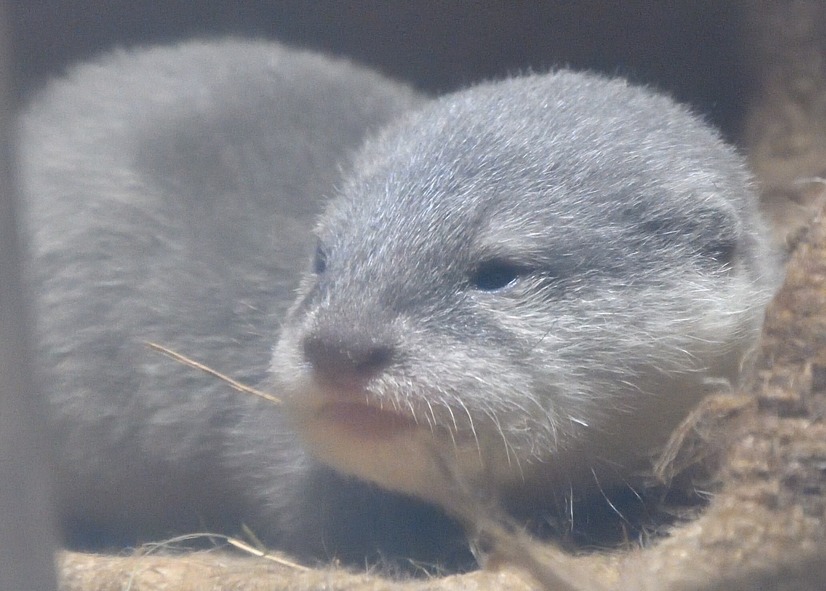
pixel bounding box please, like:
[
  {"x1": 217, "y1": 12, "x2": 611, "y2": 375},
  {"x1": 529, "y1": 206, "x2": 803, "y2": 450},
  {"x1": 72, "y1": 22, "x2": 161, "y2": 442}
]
[
  {"x1": 22, "y1": 40, "x2": 778, "y2": 565},
  {"x1": 19, "y1": 39, "x2": 424, "y2": 551}
]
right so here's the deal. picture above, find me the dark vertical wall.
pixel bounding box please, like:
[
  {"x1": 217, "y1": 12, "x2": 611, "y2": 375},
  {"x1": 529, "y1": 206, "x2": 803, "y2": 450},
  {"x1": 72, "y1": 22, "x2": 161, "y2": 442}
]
[{"x1": 0, "y1": 1, "x2": 58, "y2": 588}]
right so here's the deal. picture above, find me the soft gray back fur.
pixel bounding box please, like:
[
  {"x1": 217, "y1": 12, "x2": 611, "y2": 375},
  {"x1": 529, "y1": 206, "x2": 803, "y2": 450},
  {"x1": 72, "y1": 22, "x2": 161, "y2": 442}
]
[{"x1": 19, "y1": 38, "x2": 423, "y2": 548}]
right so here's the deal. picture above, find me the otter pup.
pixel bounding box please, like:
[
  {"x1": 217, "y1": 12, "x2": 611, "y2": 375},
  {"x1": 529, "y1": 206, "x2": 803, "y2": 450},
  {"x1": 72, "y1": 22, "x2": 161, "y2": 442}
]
[
  {"x1": 18, "y1": 38, "x2": 423, "y2": 548},
  {"x1": 22, "y1": 39, "x2": 778, "y2": 566},
  {"x1": 233, "y1": 71, "x2": 780, "y2": 557}
]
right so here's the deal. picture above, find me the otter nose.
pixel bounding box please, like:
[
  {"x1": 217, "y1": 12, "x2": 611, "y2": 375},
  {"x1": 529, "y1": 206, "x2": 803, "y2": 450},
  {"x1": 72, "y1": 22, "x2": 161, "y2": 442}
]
[{"x1": 302, "y1": 330, "x2": 395, "y2": 384}]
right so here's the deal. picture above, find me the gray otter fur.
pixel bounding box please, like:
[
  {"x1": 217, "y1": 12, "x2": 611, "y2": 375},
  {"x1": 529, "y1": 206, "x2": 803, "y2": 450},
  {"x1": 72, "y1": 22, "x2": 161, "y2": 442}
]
[
  {"x1": 22, "y1": 39, "x2": 780, "y2": 566},
  {"x1": 244, "y1": 72, "x2": 780, "y2": 536},
  {"x1": 19, "y1": 39, "x2": 424, "y2": 550}
]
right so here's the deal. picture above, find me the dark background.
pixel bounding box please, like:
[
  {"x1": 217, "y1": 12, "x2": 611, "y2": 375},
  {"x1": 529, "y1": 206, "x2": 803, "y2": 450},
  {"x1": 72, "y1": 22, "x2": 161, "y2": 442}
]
[{"x1": 8, "y1": 1, "x2": 750, "y2": 139}]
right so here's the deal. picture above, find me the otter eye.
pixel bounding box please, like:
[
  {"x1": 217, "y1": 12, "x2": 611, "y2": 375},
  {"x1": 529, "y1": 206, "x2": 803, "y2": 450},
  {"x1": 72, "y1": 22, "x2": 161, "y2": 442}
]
[
  {"x1": 470, "y1": 259, "x2": 525, "y2": 291},
  {"x1": 313, "y1": 242, "x2": 327, "y2": 275}
]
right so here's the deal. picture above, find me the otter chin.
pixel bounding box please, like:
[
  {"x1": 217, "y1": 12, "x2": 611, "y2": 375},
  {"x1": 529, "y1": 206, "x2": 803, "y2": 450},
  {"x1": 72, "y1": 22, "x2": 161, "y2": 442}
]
[
  {"x1": 299, "y1": 411, "x2": 496, "y2": 508},
  {"x1": 285, "y1": 383, "x2": 496, "y2": 505}
]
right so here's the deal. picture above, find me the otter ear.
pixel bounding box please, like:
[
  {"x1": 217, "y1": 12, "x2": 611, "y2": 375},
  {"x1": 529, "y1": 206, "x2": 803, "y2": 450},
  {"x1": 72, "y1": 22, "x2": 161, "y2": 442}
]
[
  {"x1": 637, "y1": 202, "x2": 741, "y2": 269},
  {"x1": 689, "y1": 203, "x2": 742, "y2": 268},
  {"x1": 701, "y1": 233, "x2": 738, "y2": 267}
]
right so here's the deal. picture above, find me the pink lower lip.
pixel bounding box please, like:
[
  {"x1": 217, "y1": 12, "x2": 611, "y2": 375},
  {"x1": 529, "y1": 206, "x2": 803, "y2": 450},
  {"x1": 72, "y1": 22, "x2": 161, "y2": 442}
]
[{"x1": 315, "y1": 402, "x2": 417, "y2": 439}]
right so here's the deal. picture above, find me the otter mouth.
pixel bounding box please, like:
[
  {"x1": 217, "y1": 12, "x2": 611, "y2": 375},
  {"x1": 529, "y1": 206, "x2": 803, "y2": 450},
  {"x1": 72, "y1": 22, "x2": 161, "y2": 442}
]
[{"x1": 313, "y1": 401, "x2": 419, "y2": 440}]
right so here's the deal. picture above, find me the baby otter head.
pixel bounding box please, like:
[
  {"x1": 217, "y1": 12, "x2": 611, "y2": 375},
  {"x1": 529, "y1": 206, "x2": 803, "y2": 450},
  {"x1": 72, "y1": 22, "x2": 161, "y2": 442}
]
[{"x1": 272, "y1": 71, "x2": 779, "y2": 510}]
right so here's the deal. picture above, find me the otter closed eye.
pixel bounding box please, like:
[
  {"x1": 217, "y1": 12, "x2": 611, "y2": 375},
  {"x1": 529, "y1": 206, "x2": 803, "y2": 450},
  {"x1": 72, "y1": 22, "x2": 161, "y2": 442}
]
[
  {"x1": 469, "y1": 259, "x2": 527, "y2": 291},
  {"x1": 312, "y1": 242, "x2": 327, "y2": 275}
]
